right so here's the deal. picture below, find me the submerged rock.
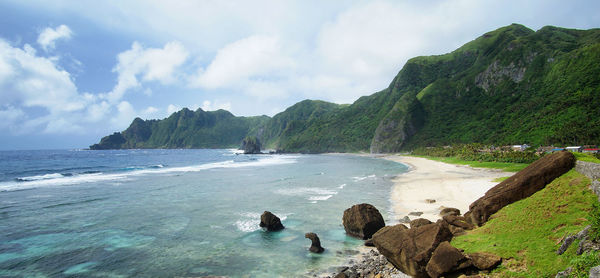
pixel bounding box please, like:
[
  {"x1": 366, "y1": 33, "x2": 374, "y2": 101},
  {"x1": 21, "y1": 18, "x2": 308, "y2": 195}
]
[
  {"x1": 305, "y1": 232, "x2": 325, "y2": 253},
  {"x1": 259, "y1": 211, "x2": 284, "y2": 231},
  {"x1": 342, "y1": 203, "x2": 385, "y2": 239},
  {"x1": 466, "y1": 151, "x2": 575, "y2": 226}
]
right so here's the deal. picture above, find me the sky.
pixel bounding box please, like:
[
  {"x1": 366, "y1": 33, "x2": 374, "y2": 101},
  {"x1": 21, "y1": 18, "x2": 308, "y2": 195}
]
[{"x1": 0, "y1": 0, "x2": 599, "y2": 150}]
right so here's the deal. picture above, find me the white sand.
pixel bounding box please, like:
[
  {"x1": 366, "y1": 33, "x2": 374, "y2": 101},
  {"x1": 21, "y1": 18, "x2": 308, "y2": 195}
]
[{"x1": 381, "y1": 155, "x2": 512, "y2": 223}]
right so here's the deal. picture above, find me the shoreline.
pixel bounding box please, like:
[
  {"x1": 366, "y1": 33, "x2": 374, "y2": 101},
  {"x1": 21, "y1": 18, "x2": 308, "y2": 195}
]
[
  {"x1": 381, "y1": 154, "x2": 511, "y2": 222},
  {"x1": 316, "y1": 153, "x2": 513, "y2": 277}
]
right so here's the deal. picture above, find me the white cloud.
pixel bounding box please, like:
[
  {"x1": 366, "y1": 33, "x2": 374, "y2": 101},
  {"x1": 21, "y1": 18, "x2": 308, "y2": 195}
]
[
  {"x1": 191, "y1": 35, "x2": 295, "y2": 99},
  {"x1": 167, "y1": 104, "x2": 180, "y2": 115},
  {"x1": 0, "y1": 39, "x2": 85, "y2": 114},
  {"x1": 105, "y1": 41, "x2": 189, "y2": 103},
  {"x1": 201, "y1": 100, "x2": 232, "y2": 112},
  {"x1": 37, "y1": 24, "x2": 72, "y2": 52}
]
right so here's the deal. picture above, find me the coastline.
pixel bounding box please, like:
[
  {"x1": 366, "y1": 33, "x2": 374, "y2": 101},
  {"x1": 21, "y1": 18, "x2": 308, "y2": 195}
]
[
  {"x1": 317, "y1": 153, "x2": 513, "y2": 277},
  {"x1": 381, "y1": 155, "x2": 511, "y2": 222}
]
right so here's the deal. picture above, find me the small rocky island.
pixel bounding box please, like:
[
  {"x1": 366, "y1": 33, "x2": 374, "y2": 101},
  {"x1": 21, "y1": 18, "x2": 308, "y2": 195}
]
[{"x1": 241, "y1": 136, "x2": 262, "y2": 154}]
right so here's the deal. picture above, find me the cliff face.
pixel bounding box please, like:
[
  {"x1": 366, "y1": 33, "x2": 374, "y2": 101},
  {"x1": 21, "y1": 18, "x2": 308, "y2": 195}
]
[{"x1": 91, "y1": 24, "x2": 600, "y2": 152}]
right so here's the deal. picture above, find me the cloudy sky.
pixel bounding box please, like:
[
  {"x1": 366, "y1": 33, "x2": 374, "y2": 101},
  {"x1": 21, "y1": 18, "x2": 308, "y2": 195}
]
[{"x1": 0, "y1": 0, "x2": 599, "y2": 150}]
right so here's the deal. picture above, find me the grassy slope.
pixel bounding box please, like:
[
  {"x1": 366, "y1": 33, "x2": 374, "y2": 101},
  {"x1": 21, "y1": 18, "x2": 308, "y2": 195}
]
[
  {"x1": 411, "y1": 155, "x2": 529, "y2": 172},
  {"x1": 451, "y1": 169, "x2": 596, "y2": 277}
]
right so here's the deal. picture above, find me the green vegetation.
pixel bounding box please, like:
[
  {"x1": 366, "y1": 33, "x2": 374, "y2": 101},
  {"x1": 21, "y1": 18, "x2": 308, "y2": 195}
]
[
  {"x1": 451, "y1": 170, "x2": 597, "y2": 277},
  {"x1": 90, "y1": 108, "x2": 269, "y2": 149},
  {"x1": 414, "y1": 155, "x2": 529, "y2": 172},
  {"x1": 574, "y1": 152, "x2": 600, "y2": 164},
  {"x1": 91, "y1": 24, "x2": 600, "y2": 152},
  {"x1": 570, "y1": 252, "x2": 600, "y2": 278}
]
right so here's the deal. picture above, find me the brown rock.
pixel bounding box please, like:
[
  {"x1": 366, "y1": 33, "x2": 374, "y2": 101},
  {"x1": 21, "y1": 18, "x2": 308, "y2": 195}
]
[
  {"x1": 468, "y1": 252, "x2": 502, "y2": 270},
  {"x1": 448, "y1": 225, "x2": 466, "y2": 236},
  {"x1": 372, "y1": 222, "x2": 452, "y2": 277},
  {"x1": 466, "y1": 151, "x2": 575, "y2": 226},
  {"x1": 425, "y1": 199, "x2": 436, "y2": 203},
  {"x1": 410, "y1": 218, "x2": 433, "y2": 229},
  {"x1": 342, "y1": 203, "x2": 385, "y2": 239},
  {"x1": 443, "y1": 215, "x2": 475, "y2": 230},
  {"x1": 364, "y1": 239, "x2": 375, "y2": 247},
  {"x1": 305, "y1": 232, "x2": 324, "y2": 253},
  {"x1": 259, "y1": 211, "x2": 284, "y2": 231},
  {"x1": 426, "y1": 241, "x2": 472, "y2": 278},
  {"x1": 440, "y1": 207, "x2": 461, "y2": 217}
]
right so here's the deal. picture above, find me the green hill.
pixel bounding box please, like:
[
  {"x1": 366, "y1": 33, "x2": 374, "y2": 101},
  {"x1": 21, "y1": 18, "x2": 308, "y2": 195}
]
[
  {"x1": 91, "y1": 24, "x2": 600, "y2": 152},
  {"x1": 90, "y1": 108, "x2": 269, "y2": 149}
]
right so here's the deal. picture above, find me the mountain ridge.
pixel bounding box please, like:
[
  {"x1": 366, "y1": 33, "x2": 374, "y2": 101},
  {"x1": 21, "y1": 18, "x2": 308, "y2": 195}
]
[{"x1": 90, "y1": 24, "x2": 600, "y2": 152}]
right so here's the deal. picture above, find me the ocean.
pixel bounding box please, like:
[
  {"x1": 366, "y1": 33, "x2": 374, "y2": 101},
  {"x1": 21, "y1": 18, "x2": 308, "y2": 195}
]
[{"x1": 0, "y1": 149, "x2": 407, "y2": 277}]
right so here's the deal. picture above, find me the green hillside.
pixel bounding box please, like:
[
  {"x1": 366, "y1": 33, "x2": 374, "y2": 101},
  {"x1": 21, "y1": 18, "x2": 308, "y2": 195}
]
[
  {"x1": 90, "y1": 108, "x2": 269, "y2": 149},
  {"x1": 90, "y1": 24, "x2": 600, "y2": 152}
]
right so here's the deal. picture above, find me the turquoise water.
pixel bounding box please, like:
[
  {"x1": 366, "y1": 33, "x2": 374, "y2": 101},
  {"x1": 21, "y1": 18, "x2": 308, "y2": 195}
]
[{"x1": 0, "y1": 149, "x2": 407, "y2": 277}]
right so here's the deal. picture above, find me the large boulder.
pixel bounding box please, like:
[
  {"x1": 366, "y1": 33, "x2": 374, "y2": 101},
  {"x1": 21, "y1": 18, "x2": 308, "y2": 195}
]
[
  {"x1": 305, "y1": 232, "x2": 325, "y2": 253},
  {"x1": 466, "y1": 151, "x2": 575, "y2": 226},
  {"x1": 372, "y1": 222, "x2": 452, "y2": 277},
  {"x1": 426, "y1": 241, "x2": 472, "y2": 278},
  {"x1": 259, "y1": 211, "x2": 284, "y2": 231},
  {"x1": 241, "y1": 136, "x2": 262, "y2": 154},
  {"x1": 342, "y1": 203, "x2": 385, "y2": 239}
]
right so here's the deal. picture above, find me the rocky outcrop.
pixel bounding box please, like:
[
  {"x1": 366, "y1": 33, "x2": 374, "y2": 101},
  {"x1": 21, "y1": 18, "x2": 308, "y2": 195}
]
[
  {"x1": 241, "y1": 136, "x2": 262, "y2": 154},
  {"x1": 369, "y1": 92, "x2": 425, "y2": 154},
  {"x1": 466, "y1": 151, "x2": 575, "y2": 226},
  {"x1": 474, "y1": 60, "x2": 527, "y2": 93},
  {"x1": 372, "y1": 222, "x2": 452, "y2": 277},
  {"x1": 410, "y1": 218, "x2": 433, "y2": 229},
  {"x1": 426, "y1": 241, "x2": 472, "y2": 278},
  {"x1": 305, "y1": 232, "x2": 324, "y2": 253},
  {"x1": 342, "y1": 204, "x2": 385, "y2": 239},
  {"x1": 468, "y1": 252, "x2": 501, "y2": 270},
  {"x1": 259, "y1": 211, "x2": 284, "y2": 231}
]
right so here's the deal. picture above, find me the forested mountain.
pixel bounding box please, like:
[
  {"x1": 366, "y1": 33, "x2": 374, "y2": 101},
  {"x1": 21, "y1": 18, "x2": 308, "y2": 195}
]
[{"x1": 91, "y1": 24, "x2": 600, "y2": 152}]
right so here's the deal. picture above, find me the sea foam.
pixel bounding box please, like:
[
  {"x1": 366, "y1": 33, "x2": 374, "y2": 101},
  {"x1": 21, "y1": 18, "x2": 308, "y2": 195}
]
[{"x1": 0, "y1": 155, "x2": 298, "y2": 192}]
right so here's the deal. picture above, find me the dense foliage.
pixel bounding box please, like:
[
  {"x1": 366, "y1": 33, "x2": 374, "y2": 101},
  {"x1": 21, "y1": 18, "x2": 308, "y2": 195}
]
[
  {"x1": 411, "y1": 144, "x2": 541, "y2": 163},
  {"x1": 90, "y1": 108, "x2": 269, "y2": 149},
  {"x1": 91, "y1": 24, "x2": 600, "y2": 152}
]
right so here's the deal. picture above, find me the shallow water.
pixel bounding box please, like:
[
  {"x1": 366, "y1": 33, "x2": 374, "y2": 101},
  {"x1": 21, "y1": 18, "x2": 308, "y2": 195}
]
[{"x1": 0, "y1": 149, "x2": 407, "y2": 277}]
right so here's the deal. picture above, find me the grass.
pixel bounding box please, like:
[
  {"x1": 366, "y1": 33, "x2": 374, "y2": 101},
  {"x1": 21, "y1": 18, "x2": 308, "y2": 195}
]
[
  {"x1": 411, "y1": 155, "x2": 529, "y2": 172},
  {"x1": 451, "y1": 170, "x2": 596, "y2": 277},
  {"x1": 574, "y1": 152, "x2": 600, "y2": 163}
]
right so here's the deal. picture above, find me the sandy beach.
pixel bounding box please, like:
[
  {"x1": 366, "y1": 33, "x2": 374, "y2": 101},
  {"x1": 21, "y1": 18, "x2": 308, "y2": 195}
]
[{"x1": 382, "y1": 155, "x2": 512, "y2": 222}]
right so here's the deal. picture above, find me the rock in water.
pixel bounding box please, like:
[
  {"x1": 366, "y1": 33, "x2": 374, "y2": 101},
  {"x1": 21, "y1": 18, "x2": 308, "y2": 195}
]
[
  {"x1": 426, "y1": 241, "x2": 472, "y2": 278},
  {"x1": 241, "y1": 136, "x2": 261, "y2": 154},
  {"x1": 342, "y1": 203, "x2": 386, "y2": 239},
  {"x1": 466, "y1": 151, "x2": 575, "y2": 226},
  {"x1": 305, "y1": 232, "x2": 325, "y2": 253},
  {"x1": 259, "y1": 211, "x2": 284, "y2": 231},
  {"x1": 372, "y1": 222, "x2": 452, "y2": 277}
]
